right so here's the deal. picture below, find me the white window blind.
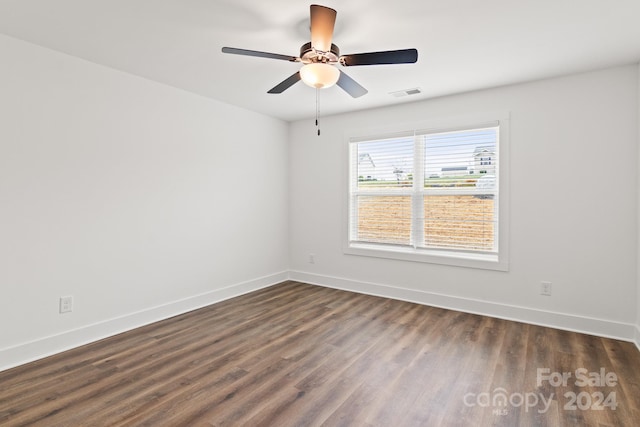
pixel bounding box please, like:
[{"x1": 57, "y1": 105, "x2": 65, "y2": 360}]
[{"x1": 349, "y1": 123, "x2": 500, "y2": 260}]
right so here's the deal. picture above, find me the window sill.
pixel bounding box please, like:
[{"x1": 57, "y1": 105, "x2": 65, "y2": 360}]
[{"x1": 344, "y1": 242, "x2": 508, "y2": 271}]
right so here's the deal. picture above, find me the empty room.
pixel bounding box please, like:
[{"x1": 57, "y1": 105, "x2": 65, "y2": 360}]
[{"x1": 1, "y1": 1, "x2": 640, "y2": 426}]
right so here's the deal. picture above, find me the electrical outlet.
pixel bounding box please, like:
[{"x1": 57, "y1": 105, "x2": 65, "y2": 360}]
[
  {"x1": 540, "y1": 282, "x2": 552, "y2": 296},
  {"x1": 308, "y1": 253, "x2": 316, "y2": 264},
  {"x1": 60, "y1": 296, "x2": 73, "y2": 313}
]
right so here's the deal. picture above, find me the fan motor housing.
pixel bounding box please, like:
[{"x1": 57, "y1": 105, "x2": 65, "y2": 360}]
[{"x1": 300, "y1": 42, "x2": 340, "y2": 64}]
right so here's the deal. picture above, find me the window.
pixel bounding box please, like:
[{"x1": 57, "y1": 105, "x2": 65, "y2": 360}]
[{"x1": 345, "y1": 116, "x2": 509, "y2": 270}]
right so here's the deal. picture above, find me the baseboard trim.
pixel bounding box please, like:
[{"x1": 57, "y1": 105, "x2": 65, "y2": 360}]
[
  {"x1": 0, "y1": 271, "x2": 288, "y2": 373},
  {"x1": 3, "y1": 270, "x2": 637, "y2": 372},
  {"x1": 289, "y1": 271, "x2": 637, "y2": 344}
]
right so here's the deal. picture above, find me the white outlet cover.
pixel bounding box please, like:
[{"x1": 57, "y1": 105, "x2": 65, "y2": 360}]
[{"x1": 60, "y1": 296, "x2": 73, "y2": 313}]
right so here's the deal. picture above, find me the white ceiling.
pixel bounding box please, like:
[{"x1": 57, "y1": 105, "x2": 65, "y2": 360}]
[{"x1": 1, "y1": 0, "x2": 639, "y2": 122}]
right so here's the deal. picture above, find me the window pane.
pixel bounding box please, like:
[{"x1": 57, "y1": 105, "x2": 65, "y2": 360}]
[
  {"x1": 423, "y1": 128, "x2": 497, "y2": 190},
  {"x1": 354, "y1": 195, "x2": 411, "y2": 245},
  {"x1": 356, "y1": 137, "x2": 414, "y2": 189},
  {"x1": 423, "y1": 195, "x2": 495, "y2": 251}
]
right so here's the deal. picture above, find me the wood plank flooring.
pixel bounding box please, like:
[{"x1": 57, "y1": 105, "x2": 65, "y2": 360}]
[{"x1": 1, "y1": 281, "x2": 639, "y2": 426}]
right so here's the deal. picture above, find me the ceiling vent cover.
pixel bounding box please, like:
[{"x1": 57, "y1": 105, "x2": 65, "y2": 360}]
[{"x1": 390, "y1": 88, "x2": 422, "y2": 97}]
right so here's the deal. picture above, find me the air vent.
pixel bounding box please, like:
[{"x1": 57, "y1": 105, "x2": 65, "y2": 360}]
[{"x1": 390, "y1": 88, "x2": 422, "y2": 98}]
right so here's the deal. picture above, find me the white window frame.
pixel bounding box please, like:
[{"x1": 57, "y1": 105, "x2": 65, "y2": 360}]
[{"x1": 343, "y1": 112, "x2": 510, "y2": 271}]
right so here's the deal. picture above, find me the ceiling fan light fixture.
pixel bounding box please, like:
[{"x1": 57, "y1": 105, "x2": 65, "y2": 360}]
[
  {"x1": 222, "y1": 4, "x2": 418, "y2": 99},
  {"x1": 300, "y1": 63, "x2": 340, "y2": 89}
]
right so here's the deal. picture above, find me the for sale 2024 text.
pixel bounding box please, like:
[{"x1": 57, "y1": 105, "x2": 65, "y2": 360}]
[{"x1": 537, "y1": 368, "x2": 618, "y2": 411}]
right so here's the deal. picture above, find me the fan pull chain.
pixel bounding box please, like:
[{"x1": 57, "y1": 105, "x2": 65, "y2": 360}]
[{"x1": 315, "y1": 88, "x2": 320, "y2": 136}]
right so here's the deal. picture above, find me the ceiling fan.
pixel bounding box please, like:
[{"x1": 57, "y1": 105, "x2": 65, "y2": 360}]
[{"x1": 222, "y1": 4, "x2": 418, "y2": 98}]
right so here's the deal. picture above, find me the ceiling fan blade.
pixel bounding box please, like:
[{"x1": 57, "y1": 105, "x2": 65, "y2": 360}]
[
  {"x1": 222, "y1": 47, "x2": 298, "y2": 62},
  {"x1": 310, "y1": 5, "x2": 337, "y2": 52},
  {"x1": 267, "y1": 72, "x2": 302, "y2": 94},
  {"x1": 337, "y1": 71, "x2": 368, "y2": 98},
  {"x1": 340, "y1": 48, "x2": 418, "y2": 66}
]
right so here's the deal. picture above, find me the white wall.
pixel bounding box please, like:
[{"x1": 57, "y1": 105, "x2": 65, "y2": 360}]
[
  {"x1": 0, "y1": 34, "x2": 289, "y2": 370},
  {"x1": 637, "y1": 62, "x2": 640, "y2": 350},
  {"x1": 290, "y1": 65, "x2": 639, "y2": 341}
]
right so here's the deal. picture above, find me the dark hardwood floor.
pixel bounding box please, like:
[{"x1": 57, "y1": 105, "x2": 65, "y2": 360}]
[{"x1": 1, "y1": 281, "x2": 639, "y2": 426}]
